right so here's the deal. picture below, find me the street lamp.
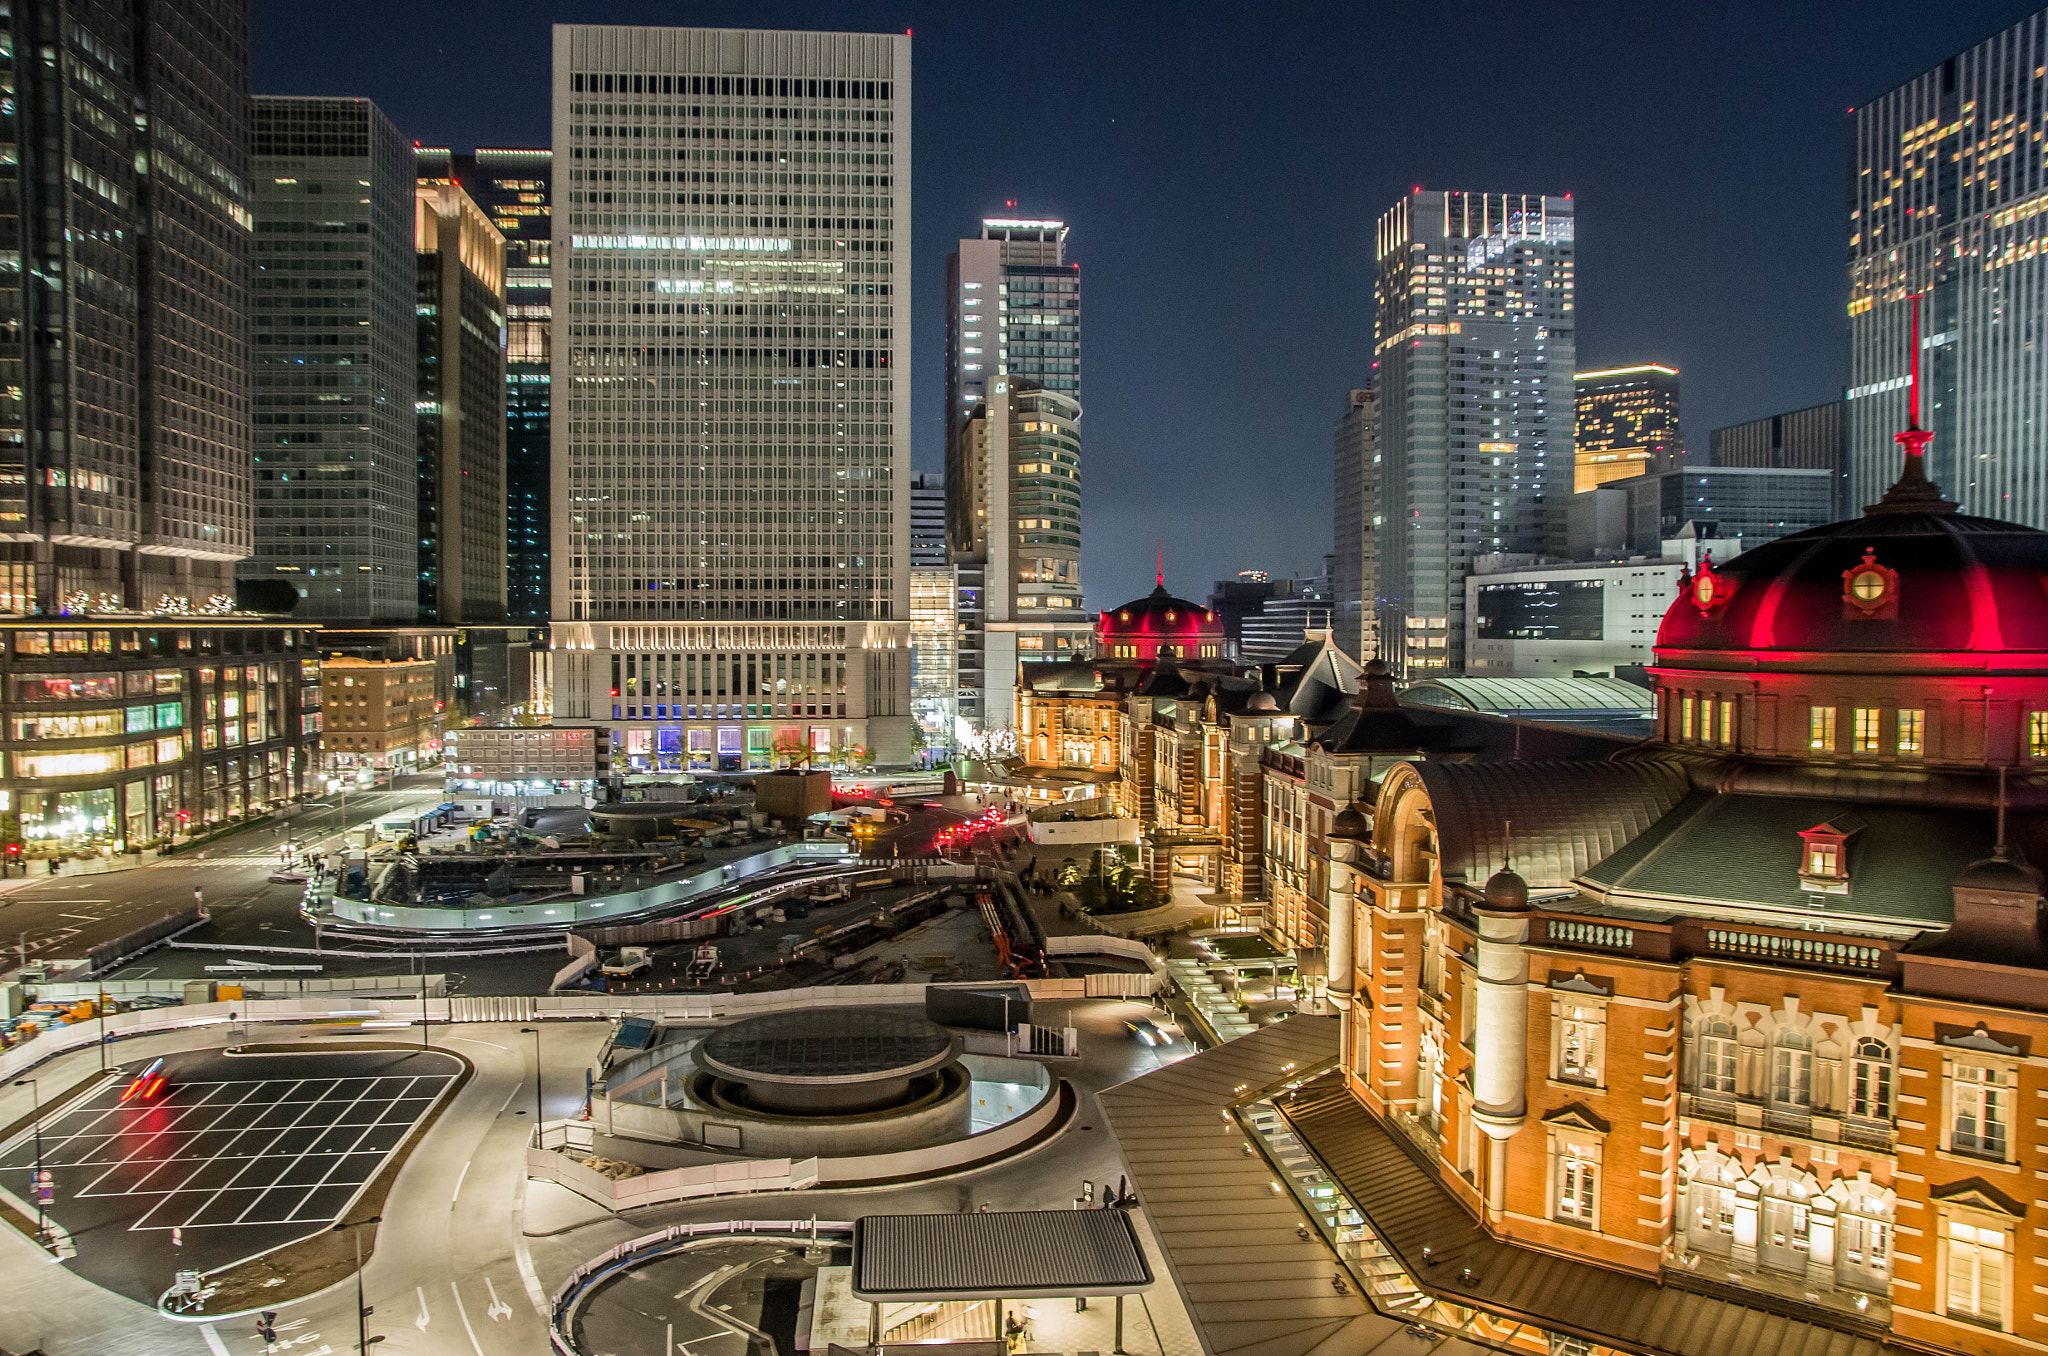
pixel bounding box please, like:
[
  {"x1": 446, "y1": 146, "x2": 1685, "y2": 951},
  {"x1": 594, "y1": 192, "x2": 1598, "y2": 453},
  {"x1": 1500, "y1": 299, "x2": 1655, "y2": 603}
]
[
  {"x1": 331, "y1": 1215, "x2": 384, "y2": 1354},
  {"x1": 13, "y1": 1078, "x2": 46, "y2": 1250},
  {"x1": 519, "y1": 1026, "x2": 543, "y2": 1128}
]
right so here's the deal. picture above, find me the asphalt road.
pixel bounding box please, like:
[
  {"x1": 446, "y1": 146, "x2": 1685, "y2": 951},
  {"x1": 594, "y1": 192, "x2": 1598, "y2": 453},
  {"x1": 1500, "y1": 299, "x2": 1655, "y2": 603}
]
[
  {"x1": 0, "y1": 778, "x2": 448, "y2": 973},
  {"x1": 0, "y1": 1045, "x2": 461, "y2": 1304},
  {"x1": 573, "y1": 1238, "x2": 842, "y2": 1356}
]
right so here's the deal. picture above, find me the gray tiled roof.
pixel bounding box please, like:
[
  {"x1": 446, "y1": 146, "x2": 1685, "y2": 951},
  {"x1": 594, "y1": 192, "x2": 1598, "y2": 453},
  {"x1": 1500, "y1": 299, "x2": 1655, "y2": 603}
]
[
  {"x1": 851, "y1": 1210, "x2": 1152, "y2": 1299},
  {"x1": 1415, "y1": 758, "x2": 1694, "y2": 887},
  {"x1": 1580, "y1": 792, "x2": 1987, "y2": 927}
]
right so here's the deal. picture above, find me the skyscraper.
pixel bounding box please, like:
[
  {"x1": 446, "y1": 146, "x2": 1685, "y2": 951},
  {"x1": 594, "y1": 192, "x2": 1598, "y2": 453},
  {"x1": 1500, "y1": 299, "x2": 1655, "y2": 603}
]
[
  {"x1": 1331, "y1": 385, "x2": 1376, "y2": 659},
  {"x1": 1710, "y1": 398, "x2": 1845, "y2": 516},
  {"x1": 1374, "y1": 190, "x2": 1575, "y2": 674},
  {"x1": 0, "y1": 0, "x2": 253, "y2": 614},
  {"x1": 549, "y1": 26, "x2": 913, "y2": 770},
  {"x1": 247, "y1": 97, "x2": 417, "y2": 621},
  {"x1": 943, "y1": 218, "x2": 1085, "y2": 728},
  {"x1": 1848, "y1": 11, "x2": 2048, "y2": 522},
  {"x1": 413, "y1": 177, "x2": 508, "y2": 624},
  {"x1": 1572, "y1": 363, "x2": 1681, "y2": 493},
  {"x1": 439, "y1": 148, "x2": 555, "y2": 626},
  {"x1": 907, "y1": 472, "x2": 955, "y2": 761}
]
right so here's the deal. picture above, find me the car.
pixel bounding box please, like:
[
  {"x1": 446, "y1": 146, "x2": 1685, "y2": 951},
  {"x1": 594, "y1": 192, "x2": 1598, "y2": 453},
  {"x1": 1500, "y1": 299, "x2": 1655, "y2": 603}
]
[
  {"x1": 1125, "y1": 1019, "x2": 1171, "y2": 1047},
  {"x1": 120, "y1": 1057, "x2": 169, "y2": 1102},
  {"x1": 600, "y1": 946, "x2": 653, "y2": 978}
]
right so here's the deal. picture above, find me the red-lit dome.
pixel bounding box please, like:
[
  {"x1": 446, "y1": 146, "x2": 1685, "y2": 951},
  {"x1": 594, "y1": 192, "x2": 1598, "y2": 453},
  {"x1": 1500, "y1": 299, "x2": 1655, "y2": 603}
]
[
  {"x1": 1655, "y1": 506, "x2": 2048, "y2": 662},
  {"x1": 1096, "y1": 582, "x2": 1223, "y2": 665}
]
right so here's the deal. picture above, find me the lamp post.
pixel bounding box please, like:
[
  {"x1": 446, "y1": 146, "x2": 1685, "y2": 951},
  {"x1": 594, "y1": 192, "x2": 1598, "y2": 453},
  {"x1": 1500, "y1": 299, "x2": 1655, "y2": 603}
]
[
  {"x1": 519, "y1": 1026, "x2": 543, "y2": 1128},
  {"x1": 13, "y1": 1078, "x2": 45, "y2": 1249},
  {"x1": 331, "y1": 1215, "x2": 383, "y2": 1354},
  {"x1": 97, "y1": 985, "x2": 109, "y2": 1073}
]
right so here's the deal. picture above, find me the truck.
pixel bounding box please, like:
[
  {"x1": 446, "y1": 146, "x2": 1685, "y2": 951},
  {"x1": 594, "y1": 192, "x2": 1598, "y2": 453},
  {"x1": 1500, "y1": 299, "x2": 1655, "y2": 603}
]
[
  {"x1": 684, "y1": 942, "x2": 723, "y2": 979},
  {"x1": 600, "y1": 946, "x2": 653, "y2": 978},
  {"x1": 808, "y1": 878, "x2": 853, "y2": 903}
]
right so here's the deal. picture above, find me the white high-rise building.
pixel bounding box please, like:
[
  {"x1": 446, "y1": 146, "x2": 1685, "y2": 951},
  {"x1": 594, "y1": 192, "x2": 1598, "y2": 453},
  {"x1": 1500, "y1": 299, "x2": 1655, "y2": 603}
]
[{"x1": 548, "y1": 26, "x2": 913, "y2": 772}]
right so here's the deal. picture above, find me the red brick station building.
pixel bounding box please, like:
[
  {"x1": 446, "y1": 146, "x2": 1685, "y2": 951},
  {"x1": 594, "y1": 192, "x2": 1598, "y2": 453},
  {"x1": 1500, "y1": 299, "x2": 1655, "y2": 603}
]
[{"x1": 1055, "y1": 407, "x2": 2048, "y2": 1356}]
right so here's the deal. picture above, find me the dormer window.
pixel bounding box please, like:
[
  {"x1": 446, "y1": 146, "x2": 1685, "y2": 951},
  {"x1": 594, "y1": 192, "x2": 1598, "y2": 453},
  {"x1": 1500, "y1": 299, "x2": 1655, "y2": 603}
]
[{"x1": 1798, "y1": 813, "x2": 1864, "y2": 894}]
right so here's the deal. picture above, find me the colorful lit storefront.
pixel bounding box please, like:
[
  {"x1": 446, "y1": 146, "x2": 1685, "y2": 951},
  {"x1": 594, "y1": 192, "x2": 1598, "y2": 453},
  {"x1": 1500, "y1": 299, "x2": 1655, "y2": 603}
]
[{"x1": 0, "y1": 619, "x2": 322, "y2": 851}]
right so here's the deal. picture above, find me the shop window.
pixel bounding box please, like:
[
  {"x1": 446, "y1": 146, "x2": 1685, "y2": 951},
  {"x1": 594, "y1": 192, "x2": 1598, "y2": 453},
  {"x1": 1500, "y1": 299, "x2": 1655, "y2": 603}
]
[
  {"x1": 1945, "y1": 1221, "x2": 2008, "y2": 1328},
  {"x1": 1951, "y1": 1066, "x2": 2010, "y2": 1160}
]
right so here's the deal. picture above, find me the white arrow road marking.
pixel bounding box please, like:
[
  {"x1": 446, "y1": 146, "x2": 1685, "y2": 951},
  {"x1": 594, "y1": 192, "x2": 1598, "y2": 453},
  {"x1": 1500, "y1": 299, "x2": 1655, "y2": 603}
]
[
  {"x1": 484, "y1": 1275, "x2": 513, "y2": 1322},
  {"x1": 416, "y1": 1285, "x2": 431, "y2": 1331},
  {"x1": 451, "y1": 1280, "x2": 489, "y2": 1356}
]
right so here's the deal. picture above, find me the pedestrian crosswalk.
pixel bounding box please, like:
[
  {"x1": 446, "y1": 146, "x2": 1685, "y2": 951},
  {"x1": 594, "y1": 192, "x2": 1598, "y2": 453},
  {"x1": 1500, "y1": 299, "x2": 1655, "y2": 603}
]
[{"x1": 148, "y1": 851, "x2": 307, "y2": 869}]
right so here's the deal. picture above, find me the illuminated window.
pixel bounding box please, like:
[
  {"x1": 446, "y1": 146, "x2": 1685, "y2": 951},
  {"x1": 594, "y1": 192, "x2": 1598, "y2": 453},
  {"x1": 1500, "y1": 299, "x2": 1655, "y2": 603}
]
[
  {"x1": 1806, "y1": 843, "x2": 1839, "y2": 877},
  {"x1": 1680, "y1": 695, "x2": 1694, "y2": 739},
  {"x1": 1553, "y1": 1141, "x2": 1598, "y2": 1227},
  {"x1": 1556, "y1": 1001, "x2": 1604, "y2": 1087},
  {"x1": 1850, "y1": 1038, "x2": 1893, "y2": 1120},
  {"x1": 1853, "y1": 707, "x2": 1881, "y2": 752},
  {"x1": 2031, "y1": 710, "x2": 2048, "y2": 759},
  {"x1": 1946, "y1": 1221, "x2": 2009, "y2": 1328},
  {"x1": 1718, "y1": 699, "x2": 1733, "y2": 745},
  {"x1": 1898, "y1": 708, "x2": 1924, "y2": 754},
  {"x1": 1952, "y1": 1066, "x2": 2010, "y2": 1160},
  {"x1": 1808, "y1": 705, "x2": 1836, "y2": 751}
]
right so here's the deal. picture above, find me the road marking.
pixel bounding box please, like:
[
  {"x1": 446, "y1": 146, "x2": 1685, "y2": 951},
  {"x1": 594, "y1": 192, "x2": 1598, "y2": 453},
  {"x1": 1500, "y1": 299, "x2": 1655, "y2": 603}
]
[
  {"x1": 199, "y1": 1324, "x2": 230, "y2": 1356},
  {"x1": 58, "y1": 913, "x2": 99, "y2": 920},
  {"x1": 484, "y1": 1276, "x2": 513, "y2": 1322},
  {"x1": 497, "y1": 1081, "x2": 522, "y2": 1115},
  {"x1": 450, "y1": 1160, "x2": 470, "y2": 1204},
  {"x1": 415, "y1": 1285, "x2": 431, "y2": 1332},
  {"x1": 451, "y1": 1280, "x2": 489, "y2": 1356}
]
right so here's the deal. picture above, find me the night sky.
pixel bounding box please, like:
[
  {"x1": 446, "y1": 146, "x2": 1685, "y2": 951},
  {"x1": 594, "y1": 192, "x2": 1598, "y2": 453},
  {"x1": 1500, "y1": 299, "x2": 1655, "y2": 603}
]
[{"x1": 256, "y1": 0, "x2": 2037, "y2": 611}]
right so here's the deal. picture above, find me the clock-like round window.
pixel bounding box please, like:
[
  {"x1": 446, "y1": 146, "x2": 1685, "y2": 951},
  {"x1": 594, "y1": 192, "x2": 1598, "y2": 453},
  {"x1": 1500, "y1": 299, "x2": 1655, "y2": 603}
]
[
  {"x1": 1694, "y1": 573, "x2": 1717, "y2": 607},
  {"x1": 1165, "y1": 610, "x2": 1177, "y2": 623},
  {"x1": 1849, "y1": 569, "x2": 1887, "y2": 603}
]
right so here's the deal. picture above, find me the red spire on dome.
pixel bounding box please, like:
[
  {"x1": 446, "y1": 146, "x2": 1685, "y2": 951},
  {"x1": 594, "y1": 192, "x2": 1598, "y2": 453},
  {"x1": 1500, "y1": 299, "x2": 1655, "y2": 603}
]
[
  {"x1": 1156, "y1": 541, "x2": 1164, "y2": 590},
  {"x1": 1868, "y1": 291, "x2": 1958, "y2": 516}
]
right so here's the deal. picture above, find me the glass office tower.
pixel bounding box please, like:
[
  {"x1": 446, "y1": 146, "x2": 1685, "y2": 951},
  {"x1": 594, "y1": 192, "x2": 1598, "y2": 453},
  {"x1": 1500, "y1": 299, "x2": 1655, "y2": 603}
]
[
  {"x1": 0, "y1": 0, "x2": 253, "y2": 613},
  {"x1": 247, "y1": 97, "x2": 418, "y2": 621},
  {"x1": 1573, "y1": 364, "x2": 1681, "y2": 493},
  {"x1": 1332, "y1": 384, "x2": 1376, "y2": 659},
  {"x1": 550, "y1": 25, "x2": 913, "y2": 768},
  {"x1": 1848, "y1": 11, "x2": 2048, "y2": 521},
  {"x1": 1373, "y1": 189, "x2": 1575, "y2": 674}
]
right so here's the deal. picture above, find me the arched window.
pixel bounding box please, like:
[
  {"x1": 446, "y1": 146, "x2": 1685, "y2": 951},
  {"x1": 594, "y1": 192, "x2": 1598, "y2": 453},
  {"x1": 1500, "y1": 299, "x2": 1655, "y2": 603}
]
[
  {"x1": 1772, "y1": 1029, "x2": 1813, "y2": 1109},
  {"x1": 1850, "y1": 1037, "x2": 1893, "y2": 1121},
  {"x1": 1686, "y1": 1154, "x2": 1741, "y2": 1256},
  {"x1": 1837, "y1": 1187, "x2": 1894, "y2": 1293},
  {"x1": 1759, "y1": 1177, "x2": 1814, "y2": 1275},
  {"x1": 1697, "y1": 1019, "x2": 1737, "y2": 1096}
]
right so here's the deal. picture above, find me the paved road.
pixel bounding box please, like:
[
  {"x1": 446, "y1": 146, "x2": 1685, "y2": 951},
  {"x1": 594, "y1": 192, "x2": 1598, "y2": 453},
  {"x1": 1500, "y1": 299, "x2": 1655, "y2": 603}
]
[
  {"x1": 0, "y1": 1046, "x2": 461, "y2": 1303},
  {"x1": 0, "y1": 778, "x2": 447, "y2": 972}
]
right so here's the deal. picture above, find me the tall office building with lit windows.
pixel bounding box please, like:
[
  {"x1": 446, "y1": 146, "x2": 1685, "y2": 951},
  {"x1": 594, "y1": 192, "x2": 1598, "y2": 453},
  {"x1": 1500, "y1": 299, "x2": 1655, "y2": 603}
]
[
  {"x1": 0, "y1": 0, "x2": 253, "y2": 614},
  {"x1": 421, "y1": 147, "x2": 555, "y2": 626},
  {"x1": 943, "y1": 218, "x2": 1085, "y2": 729},
  {"x1": 247, "y1": 97, "x2": 418, "y2": 621},
  {"x1": 1373, "y1": 189, "x2": 1575, "y2": 674},
  {"x1": 550, "y1": 25, "x2": 913, "y2": 769},
  {"x1": 1332, "y1": 384, "x2": 1376, "y2": 659},
  {"x1": 1848, "y1": 10, "x2": 2048, "y2": 522},
  {"x1": 1573, "y1": 363, "x2": 1681, "y2": 493}
]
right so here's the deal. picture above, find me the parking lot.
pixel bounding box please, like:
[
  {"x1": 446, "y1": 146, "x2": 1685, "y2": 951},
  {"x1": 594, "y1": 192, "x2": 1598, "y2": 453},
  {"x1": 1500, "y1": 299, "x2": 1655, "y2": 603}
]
[{"x1": 0, "y1": 1046, "x2": 460, "y2": 1302}]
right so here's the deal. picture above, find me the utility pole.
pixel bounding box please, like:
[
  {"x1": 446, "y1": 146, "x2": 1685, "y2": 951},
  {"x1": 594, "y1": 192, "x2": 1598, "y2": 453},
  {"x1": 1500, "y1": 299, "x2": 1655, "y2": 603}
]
[
  {"x1": 520, "y1": 1026, "x2": 544, "y2": 1128},
  {"x1": 13, "y1": 1079, "x2": 46, "y2": 1250}
]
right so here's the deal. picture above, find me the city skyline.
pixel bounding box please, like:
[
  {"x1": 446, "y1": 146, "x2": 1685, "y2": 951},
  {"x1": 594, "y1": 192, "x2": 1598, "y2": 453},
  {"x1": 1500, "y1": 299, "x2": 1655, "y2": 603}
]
[{"x1": 253, "y1": 0, "x2": 2042, "y2": 605}]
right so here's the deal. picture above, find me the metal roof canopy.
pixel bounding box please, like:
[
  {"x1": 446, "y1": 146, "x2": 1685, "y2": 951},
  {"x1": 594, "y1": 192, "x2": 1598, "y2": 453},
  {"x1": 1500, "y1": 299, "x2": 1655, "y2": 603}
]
[{"x1": 851, "y1": 1210, "x2": 1154, "y2": 1301}]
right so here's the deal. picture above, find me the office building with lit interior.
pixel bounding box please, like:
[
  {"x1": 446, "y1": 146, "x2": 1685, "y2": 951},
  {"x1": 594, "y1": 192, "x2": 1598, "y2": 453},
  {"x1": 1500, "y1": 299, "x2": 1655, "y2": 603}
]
[
  {"x1": 1573, "y1": 363, "x2": 1682, "y2": 493},
  {"x1": 548, "y1": 25, "x2": 914, "y2": 771},
  {"x1": 1332, "y1": 385, "x2": 1378, "y2": 659},
  {"x1": 1373, "y1": 190, "x2": 1575, "y2": 675}
]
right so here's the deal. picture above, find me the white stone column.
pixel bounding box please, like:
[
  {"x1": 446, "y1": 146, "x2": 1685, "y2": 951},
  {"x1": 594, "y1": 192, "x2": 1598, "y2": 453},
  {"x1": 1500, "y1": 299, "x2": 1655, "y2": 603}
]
[
  {"x1": 1471, "y1": 899, "x2": 1531, "y2": 1220},
  {"x1": 1326, "y1": 843, "x2": 1356, "y2": 1011}
]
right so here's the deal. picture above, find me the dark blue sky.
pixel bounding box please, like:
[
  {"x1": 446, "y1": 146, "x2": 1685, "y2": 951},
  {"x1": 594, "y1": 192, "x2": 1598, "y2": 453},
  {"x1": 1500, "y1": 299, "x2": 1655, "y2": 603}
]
[{"x1": 256, "y1": 0, "x2": 2036, "y2": 609}]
